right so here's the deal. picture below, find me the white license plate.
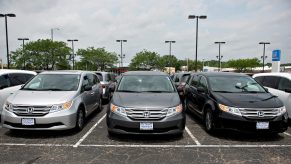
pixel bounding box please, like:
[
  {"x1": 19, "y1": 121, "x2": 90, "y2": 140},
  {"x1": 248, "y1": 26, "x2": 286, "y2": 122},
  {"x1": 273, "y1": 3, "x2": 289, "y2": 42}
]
[
  {"x1": 140, "y1": 122, "x2": 153, "y2": 130},
  {"x1": 256, "y1": 122, "x2": 269, "y2": 129},
  {"x1": 21, "y1": 118, "x2": 35, "y2": 126}
]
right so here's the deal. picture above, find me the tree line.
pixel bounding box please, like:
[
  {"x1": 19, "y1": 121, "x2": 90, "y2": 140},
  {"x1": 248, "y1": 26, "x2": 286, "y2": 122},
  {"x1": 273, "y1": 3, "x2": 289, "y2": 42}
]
[{"x1": 10, "y1": 39, "x2": 263, "y2": 72}]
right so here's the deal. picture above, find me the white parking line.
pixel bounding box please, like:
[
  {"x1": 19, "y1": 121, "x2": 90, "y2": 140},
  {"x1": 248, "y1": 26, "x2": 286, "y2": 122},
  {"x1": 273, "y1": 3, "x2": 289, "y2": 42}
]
[
  {"x1": 284, "y1": 132, "x2": 291, "y2": 137},
  {"x1": 0, "y1": 143, "x2": 73, "y2": 147},
  {"x1": 185, "y1": 126, "x2": 201, "y2": 145},
  {"x1": 73, "y1": 114, "x2": 106, "y2": 148}
]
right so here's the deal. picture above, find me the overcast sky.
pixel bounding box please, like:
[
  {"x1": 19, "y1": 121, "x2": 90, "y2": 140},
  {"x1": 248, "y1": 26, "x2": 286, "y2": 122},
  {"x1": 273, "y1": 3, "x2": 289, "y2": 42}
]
[{"x1": 0, "y1": 0, "x2": 291, "y2": 65}]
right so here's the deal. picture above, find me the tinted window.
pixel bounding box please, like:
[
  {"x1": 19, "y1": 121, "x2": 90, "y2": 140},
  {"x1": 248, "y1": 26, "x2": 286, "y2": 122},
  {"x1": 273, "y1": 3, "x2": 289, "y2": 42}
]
[
  {"x1": 262, "y1": 76, "x2": 280, "y2": 89},
  {"x1": 104, "y1": 74, "x2": 111, "y2": 82},
  {"x1": 87, "y1": 74, "x2": 95, "y2": 86},
  {"x1": 199, "y1": 76, "x2": 208, "y2": 90},
  {"x1": 254, "y1": 76, "x2": 264, "y2": 85},
  {"x1": 9, "y1": 73, "x2": 29, "y2": 86},
  {"x1": 181, "y1": 74, "x2": 190, "y2": 82},
  {"x1": 94, "y1": 74, "x2": 100, "y2": 84},
  {"x1": 278, "y1": 77, "x2": 291, "y2": 91},
  {"x1": 190, "y1": 75, "x2": 200, "y2": 87},
  {"x1": 95, "y1": 73, "x2": 103, "y2": 81},
  {"x1": 174, "y1": 75, "x2": 180, "y2": 82},
  {"x1": 0, "y1": 74, "x2": 10, "y2": 89}
]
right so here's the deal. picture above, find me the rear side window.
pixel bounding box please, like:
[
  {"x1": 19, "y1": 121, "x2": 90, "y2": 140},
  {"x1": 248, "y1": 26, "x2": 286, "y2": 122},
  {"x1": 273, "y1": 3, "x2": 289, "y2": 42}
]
[
  {"x1": 254, "y1": 76, "x2": 264, "y2": 86},
  {"x1": 0, "y1": 74, "x2": 10, "y2": 89},
  {"x1": 181, "y1": 74, "x2": 190, "y2": 82},
  {"x1": 190, "y1": 75, "x2": 200, "y2": 87},
  {"x1": 9, "y1": 73, "x2": 33, "y2": 87},
  {"x1": 261, "y1": 76, "x2": 280, "y2": 89},
  {"x1": 278, "y1": 77, "x2": 291, "y2": 91},
  {"x1": 95, "y1": 73, "x2": 103, "y2": 81}
]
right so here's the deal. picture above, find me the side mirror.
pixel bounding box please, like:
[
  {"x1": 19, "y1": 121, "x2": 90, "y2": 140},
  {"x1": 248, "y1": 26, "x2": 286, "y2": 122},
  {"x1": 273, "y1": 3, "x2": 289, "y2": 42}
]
[
  {"x1": 84, "y1": 85, "x2": 92, "y2": 91},
  {"x1": 109, "y1": 85, "x2": 115, "y2": 92},
  {"x1": 197, "y1": 87, "x2": 206, "y2": 93},
  {"x1": 285, "y1": 88, "x2": 291, "y2": 93}
]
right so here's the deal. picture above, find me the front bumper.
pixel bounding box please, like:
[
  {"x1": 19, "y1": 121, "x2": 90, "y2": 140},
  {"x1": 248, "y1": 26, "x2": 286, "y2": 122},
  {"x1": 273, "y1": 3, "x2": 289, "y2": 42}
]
[
  {"x1": 107, "y1": 112, "x2": 185, "y2": 135},
  {"x1": 215, "y1": 112, "x2": 288, "y2": 133},
  {"x1": 1, "y1": 109, "x2": 77, "y2": 130}
]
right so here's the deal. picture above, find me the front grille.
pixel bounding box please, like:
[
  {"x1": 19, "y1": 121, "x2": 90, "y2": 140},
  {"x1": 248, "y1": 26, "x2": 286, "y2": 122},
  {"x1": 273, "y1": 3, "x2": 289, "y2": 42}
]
[
  {"x1": 126, "y1": 108, "x2": 168, "y2": 120},
  {"x1": 239, "y1": 108, "x2": 280, "y2": 119},
  {"x1": 12, "y1": 105, "x2": 51, "y2": 116}
]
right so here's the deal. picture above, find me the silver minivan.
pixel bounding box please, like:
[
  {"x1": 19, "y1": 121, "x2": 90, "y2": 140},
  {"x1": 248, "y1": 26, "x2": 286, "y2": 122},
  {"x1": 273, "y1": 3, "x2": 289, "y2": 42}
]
[{"x1": 1, "y1": 71, "x2": 102, "y2": 131}]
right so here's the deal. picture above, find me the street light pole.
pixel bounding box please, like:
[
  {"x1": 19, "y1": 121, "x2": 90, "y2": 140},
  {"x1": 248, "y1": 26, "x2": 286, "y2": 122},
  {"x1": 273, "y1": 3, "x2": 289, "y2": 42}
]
[
  {"x1": 215, "y1": 42, "x2": 226, "y2": 72},
  {"x1": 0, "y1": 13, "x2": 16, "y2": 69},
  {"x1": 116, "y1": 40, "x2": 127, "y2": 68},
  {"x1": 259, "y1": 42, "x2": 270, "y2": 72},
  {"x1": 67, "y1": 39, "x2": 78, "y2": 70},
  {"x1": 188, "y1": 15, "x2": 207, "y2": 72},
  {"x1": 51, "y1": 28, "x2": 59, "y2": 41},
  {"x1": 165, "y1": 40, "x2": 176, "y2": 67},
  {"x1": 18, "y1": 38, "x2": 29, "y2": 69}
]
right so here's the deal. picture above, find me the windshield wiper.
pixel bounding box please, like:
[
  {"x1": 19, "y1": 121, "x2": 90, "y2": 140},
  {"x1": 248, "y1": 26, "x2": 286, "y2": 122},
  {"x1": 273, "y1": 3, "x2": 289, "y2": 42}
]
[
  {"x1": 262, "y1": 95, "x2": 278, "y2": 101},
  {"x1": 21, "y1": 88, "x2": 39, "y2": 91},
  {"x1": 39, "y1": 88, "x2": 64, "y2": 91},
  {"x1": 242, "y1": 91, "x2": 265, "y2": 93}
]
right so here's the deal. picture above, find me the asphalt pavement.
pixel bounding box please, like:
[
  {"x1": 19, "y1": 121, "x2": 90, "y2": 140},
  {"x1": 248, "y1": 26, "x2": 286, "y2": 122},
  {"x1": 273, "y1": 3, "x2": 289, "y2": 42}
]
[{"x1": 1, "y1": 104, "x2": 291, "y2": 164}]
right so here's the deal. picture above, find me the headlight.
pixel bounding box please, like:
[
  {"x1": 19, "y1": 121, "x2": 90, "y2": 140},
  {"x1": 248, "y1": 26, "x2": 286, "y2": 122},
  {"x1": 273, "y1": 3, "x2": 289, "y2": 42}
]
[
  {"x1": 218, "y1": 104, "x2": 241, "y2": 116},
  {"x1": 110, "y1": 104, "x2": 127, "y2": 117},
  {"x1": 277, "y1": 106, "x2": 286, "y2": 115},
  {"x1": 4, "y1": 101, "x2": 13, "y2": 112},
  {"x1": 166, "y1": 104, "x2": 183, "y2": 117},
  {"x1": 50, "y1": 101, "x2": 73, "y2": 113}
]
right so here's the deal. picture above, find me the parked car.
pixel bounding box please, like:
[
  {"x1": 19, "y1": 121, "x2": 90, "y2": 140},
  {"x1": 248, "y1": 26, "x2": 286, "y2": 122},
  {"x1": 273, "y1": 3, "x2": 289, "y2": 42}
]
[
  {"x1": 107, "y1": 71, "x2": 185, "y2": 135},
  {"x1": 184, "y1": 72, "x2": 288, "y2": 134},
  {"x1": 94, "y1": 72, "x2": 116, "y2": 101},
  {"x1": 0, "y1": 70, "x2": 36, "y2": 122},
  {"x1": 1, "y1": 71, "x2": 102, "y2": 131},
  {"x1": 253, "y1": 73, "x2": 291, "y2": 119},
  {"x1": 172, "y1": 72, "x2": 191, "y2": 98}
]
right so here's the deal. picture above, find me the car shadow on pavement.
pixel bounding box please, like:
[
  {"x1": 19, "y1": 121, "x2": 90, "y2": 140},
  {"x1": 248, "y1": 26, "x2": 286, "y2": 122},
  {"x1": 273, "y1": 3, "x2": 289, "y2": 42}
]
[
  {"x1": 107, "y1": 133, "x2": 184, "y2": 143},
  {"x1": 4, "y1": 109, "x2": 102, "y2": 139},
  {"x1": 186, "y1": 112, "x2": 285, "y2": 142}
]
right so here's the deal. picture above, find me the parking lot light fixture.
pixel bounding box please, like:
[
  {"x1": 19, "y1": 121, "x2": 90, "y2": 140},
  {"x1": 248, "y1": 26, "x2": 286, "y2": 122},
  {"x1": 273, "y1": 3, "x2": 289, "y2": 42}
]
[
  {"x1": 18, "y1": 38, "x2": 29, "y2": 69},
  {"x1": 116, "y1": 40, "x2": 127, "y2": 68},
  {"x1": 188, "y1": 15, "x2": 207, "y2": 72},
  {"x1": 0, "y1": 13, "x2": 16, "y2": 69},
  {"x1": 67, "y1": 39, "x2": 78, "y2": 70},
  {"x1": 214, "y1": 42, "x2": 226, "y2": 72},
  {"x1": 165, "y1": 41, "x2": 176, "y2": 67},
  {"x1": 259, "y1": 42, "x2": 270, "y2": 72}
]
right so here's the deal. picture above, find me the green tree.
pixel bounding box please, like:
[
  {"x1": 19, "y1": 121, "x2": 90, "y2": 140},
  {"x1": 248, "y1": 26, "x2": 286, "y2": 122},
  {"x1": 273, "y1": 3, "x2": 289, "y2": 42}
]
[
  {"x1": 227, "y1": 58, "x2": 261, "y2": 72},
  {"x1": 11, "y1": 39, "x2": 71, "y2": 70},
  {"x1": 129, "y1": 50, "x2": 162, "y2": 70},
  {"x1": 76, "y1": 47, "x2": 118, "y2": 71}
]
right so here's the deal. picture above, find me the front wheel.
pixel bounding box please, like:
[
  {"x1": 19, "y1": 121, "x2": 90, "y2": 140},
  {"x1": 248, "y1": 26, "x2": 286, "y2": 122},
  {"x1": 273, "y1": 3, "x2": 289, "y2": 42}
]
[
  {"x1": 75, "y1": 109, "x2": 85, "y2": 131},
  {"x1": 204, "y1": 109, "x2": 215, "y2": 133}
]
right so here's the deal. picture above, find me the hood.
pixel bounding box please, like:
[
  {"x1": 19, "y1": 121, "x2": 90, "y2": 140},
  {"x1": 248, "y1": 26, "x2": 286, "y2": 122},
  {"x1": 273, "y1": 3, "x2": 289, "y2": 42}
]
[
  {"x1": 112, "y1": 92, "x2": 180, "y2": 108},
  {"x1": 212, "y1": 92, "x2": 283, "y2": 108},
  {"x1": 7, "y1": 90, "x2": 77, "y2": 105}
]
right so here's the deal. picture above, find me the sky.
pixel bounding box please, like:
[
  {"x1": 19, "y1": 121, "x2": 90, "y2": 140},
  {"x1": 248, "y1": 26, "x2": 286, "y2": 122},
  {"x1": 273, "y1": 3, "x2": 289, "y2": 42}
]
[{"x1": 0, "y1": 0, "x2": 291, "y2": 65}]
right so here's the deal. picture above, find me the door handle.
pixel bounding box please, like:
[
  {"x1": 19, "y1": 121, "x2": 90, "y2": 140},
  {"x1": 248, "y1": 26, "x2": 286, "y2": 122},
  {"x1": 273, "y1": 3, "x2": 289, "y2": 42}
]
[{"x1": 90, "y1": 92, "x2": 95, "y2": 95}]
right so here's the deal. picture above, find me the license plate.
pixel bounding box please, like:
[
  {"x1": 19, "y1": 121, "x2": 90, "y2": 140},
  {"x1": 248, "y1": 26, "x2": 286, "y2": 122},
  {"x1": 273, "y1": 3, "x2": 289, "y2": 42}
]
[
  {"x1": 140, "y1": 122, "x2": 153, "y2": 130},
  {"x1": 21, "y1": 118, "x2": 35, "y2": 126},
  {"x1": 256, "y1": 122, "x2": 269, "y2": 129}
]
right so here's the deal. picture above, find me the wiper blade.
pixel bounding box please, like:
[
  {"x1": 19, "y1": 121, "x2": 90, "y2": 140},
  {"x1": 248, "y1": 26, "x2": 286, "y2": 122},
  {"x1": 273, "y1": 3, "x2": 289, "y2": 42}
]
[
  {"x1": 39, "y1": 88, "x2": 63, "y2": 91},
  {"x1": 243, "y1": 91, "x2": 265, "y2": 93},
  {"x1": 21, "y1": 88, "x2": 38, "y2": 91},
  {"x1": 262, "y1": 95, "x2": 278, "y2": 101}
]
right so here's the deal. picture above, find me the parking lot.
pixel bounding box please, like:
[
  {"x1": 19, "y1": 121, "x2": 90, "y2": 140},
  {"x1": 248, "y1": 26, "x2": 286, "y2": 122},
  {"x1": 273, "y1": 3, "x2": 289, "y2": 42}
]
[{"x1": 0, "y1": 104, "x2": 290, "y2": 163}]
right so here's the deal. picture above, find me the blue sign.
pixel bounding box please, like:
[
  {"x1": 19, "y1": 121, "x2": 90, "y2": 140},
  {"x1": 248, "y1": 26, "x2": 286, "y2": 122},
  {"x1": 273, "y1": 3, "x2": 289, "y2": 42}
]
[{"x1": 272, "y1": 50, "x2": 281, "y2": 61}]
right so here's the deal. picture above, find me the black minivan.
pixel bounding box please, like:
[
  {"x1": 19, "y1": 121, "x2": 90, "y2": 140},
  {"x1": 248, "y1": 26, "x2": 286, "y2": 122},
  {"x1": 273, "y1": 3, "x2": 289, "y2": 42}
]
[{"x1": 184, "y1": 72, "x2": 288, "y2": 133}]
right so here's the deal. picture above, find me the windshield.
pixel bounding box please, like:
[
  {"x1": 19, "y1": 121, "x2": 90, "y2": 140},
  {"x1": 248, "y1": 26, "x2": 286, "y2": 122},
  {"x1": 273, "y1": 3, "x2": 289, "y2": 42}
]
[
  {"x1": 208, "y1": 76, "x2": 266, "y2": 93},
  {"x1": 117, "y1": 75, "x2": 175, "y2": 93},
  {"x1": 22, "y1": 74, "x2": 80, "y2": 91}
]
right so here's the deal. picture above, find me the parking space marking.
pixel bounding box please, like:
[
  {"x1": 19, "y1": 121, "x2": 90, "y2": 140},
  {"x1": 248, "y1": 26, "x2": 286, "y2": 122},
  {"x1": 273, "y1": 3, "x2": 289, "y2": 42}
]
[
  {"x1": 73, "y1": 114, "x2": 107, "y2": 148},
  {"x1": 0, "y1": 143, "x2": 73, "y2": 147},
  {"x1": 185, "y1": 126, "x2": 201, "y2": 145},
  {"x1": 284, "y1": 132, "x2": 291, "y2": 137}
]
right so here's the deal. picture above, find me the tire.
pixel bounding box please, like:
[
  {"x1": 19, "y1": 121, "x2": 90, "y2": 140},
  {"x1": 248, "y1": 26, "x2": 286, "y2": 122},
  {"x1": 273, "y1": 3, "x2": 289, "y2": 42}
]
[
  {"x1": 75, "y1": 109, "x2": 85, "y2": 131},
  {"x1": 204, "y1": 109, "x2": 215, "y2": 133}
]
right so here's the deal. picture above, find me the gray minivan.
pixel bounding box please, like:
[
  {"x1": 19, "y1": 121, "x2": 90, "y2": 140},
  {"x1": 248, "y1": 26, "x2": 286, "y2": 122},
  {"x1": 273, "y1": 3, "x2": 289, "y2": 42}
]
[{"x1": 106, "y1": 71, "x2": 185, "y2": 136}]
